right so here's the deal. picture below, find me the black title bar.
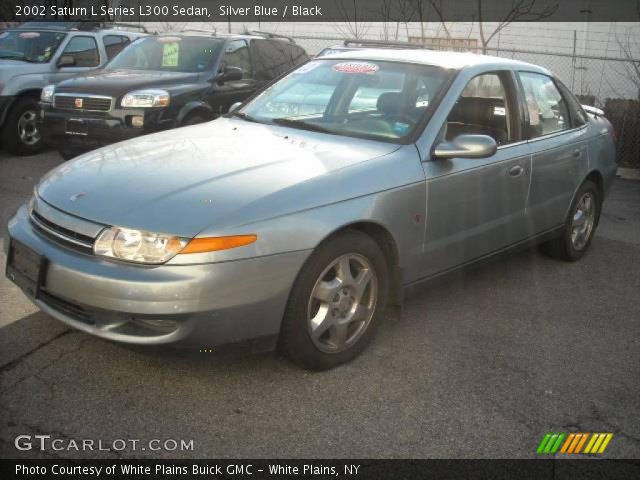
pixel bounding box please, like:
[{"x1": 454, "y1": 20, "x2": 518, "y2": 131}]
[{"x1": 3, "y1": 0, "x2": 640, "y2": 23}]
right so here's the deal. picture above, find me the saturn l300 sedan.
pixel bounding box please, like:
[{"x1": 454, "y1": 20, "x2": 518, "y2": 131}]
[{"x1": 6, "y1": 49, "x2": 616, "y2": 370}]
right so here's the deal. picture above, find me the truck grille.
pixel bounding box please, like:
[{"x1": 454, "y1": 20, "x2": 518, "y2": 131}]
[{"x1": 54, "y1": 94, "x2": 112, "y2": 112}]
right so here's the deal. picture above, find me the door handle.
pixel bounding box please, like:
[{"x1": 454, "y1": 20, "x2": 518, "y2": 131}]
[
  {"x1": 572, "y1": 149, "x2": 582, "y2": 158},
  {"x1": 509, "y1": 165, "x2": 524, "y2": 177}
]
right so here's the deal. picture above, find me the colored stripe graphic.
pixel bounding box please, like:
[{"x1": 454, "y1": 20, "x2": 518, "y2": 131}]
[
  {"x1": 537, "y1": 433, "x2": 565, "y2": 454},
  {"x1": 538, "y1": 433, "x2": 613, "y2": 455},
  {"x1": 574, "y1": 433, "x2": 589, "y2": 453},
  {"x1": 584, "y1": 433, "x2": 614, "y2": 454}
]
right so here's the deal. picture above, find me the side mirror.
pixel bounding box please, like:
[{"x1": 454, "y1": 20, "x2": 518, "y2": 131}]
[
  {"x1": 229, "y1": 102, "x2": 242, "y2": 113},
  {"x1": 216, "y1": 66, "x2": 243, "y2": 85},
  {"x1": 57, "y1": 55, "x2": 76, "y2": 68},
  {"x1": 433, "y1": 134, "x2": 497, "y2": 160}
]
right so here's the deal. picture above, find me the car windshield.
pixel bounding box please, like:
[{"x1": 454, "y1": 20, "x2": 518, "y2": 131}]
[
  {"x1": 105, "y1": 36, "x2": 224, "y2": 73},
  {"x1": 0, "y1": 30, "x2": 66, "y2": 63},
  {"x1": 239, "y1": 59, "x2": 450, "y2": 142}
]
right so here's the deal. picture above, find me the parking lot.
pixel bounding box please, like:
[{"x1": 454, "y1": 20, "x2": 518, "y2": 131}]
[{"x1": 0, "y1": 148, "x2": 639, "y2": 459}]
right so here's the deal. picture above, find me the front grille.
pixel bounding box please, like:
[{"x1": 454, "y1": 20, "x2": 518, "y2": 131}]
[
  {"x1": 54, "y1": 94, "x2": 112, "y2": 112},
  {"x1": 39, "y1": 291, "x2": 94, "y2": 324},
  {"x1": 30, "y1": 210, "x2": 95, "y2": 253}
]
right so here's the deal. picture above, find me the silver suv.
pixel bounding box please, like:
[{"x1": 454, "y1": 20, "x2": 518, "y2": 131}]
[{"x1": 0, "y1": 21, "x2": 146, "y2": 155}]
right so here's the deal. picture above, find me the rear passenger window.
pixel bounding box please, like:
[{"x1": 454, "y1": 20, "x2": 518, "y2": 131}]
[
  {"x1": 61, "y1": 36, "x2": 99, "y2": 67},
  {"x1": 519, "y1": 72, "x2": 570, "y2": 138},
  {"x1": 445, "y1": 72, "x2": 512, "y2": 145},
  {"x1": 557, "y1": 81, "x2": 588, "y2": 128},
  {"x1": 103, "y1": 35, "x2": 130, "y2": 61},
  {"x1": 222, "y1": 39, "x2": 251, "y2": 78}
]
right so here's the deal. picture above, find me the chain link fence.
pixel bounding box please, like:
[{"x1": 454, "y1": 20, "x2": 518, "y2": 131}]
[{"x1": 291, "y1": 35, "x2": 639, "y2": 167}]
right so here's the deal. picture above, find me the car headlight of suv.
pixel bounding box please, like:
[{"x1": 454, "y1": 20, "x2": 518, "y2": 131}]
[
  {"x1": 121, "y1": 89, "x2": 170, "y2": 108},
  {"x1": 41, "y1": 85, "x2": 55, "y2": 103},
  {"x1": 94, "y1": 227, "x2": 257, "y2": 264}
]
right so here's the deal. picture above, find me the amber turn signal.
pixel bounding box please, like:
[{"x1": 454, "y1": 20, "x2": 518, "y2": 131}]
[{"x1": 181, "y1": 235, "x2": 257, "y2": 254}]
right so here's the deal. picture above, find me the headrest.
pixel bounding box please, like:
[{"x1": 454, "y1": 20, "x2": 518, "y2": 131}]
[
  {"x1": 377, "y1": 92, "x2": 404, "y2": 115},
  {"x1": 449, "y1": 97, "x2": 497, "y2": 124}
]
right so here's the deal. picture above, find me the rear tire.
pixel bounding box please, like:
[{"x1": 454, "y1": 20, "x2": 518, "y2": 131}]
[
  {"x1": 2, "y1": 97, "x2": 46, "y2": 156},
  {"x1": 542, "y1": 180, "x2": 601, "y2": 262},
  {"x1": 279, "y1": 230, "x2": 389, "y2": 370}
]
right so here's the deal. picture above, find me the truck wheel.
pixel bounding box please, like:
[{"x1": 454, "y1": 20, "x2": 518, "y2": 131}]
[
  {"x1": 182, "y1": 114, "x2": 208, "y2": 126},
  {"x1": 2, "y1": 97, "x2": 46, "y2": 156},
  {"x1": 59, "y1": 150, "x2": 77, "y2": 161}
]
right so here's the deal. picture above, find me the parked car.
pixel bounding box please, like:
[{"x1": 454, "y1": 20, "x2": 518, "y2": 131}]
[
  {"x1": 39, "y1": 30, "x2": 309, "y2": 159},
  {"x1": 0, "y1": 21, "x2": 146, "y2": 155},
  {"x1": 316, "y1": 39, "x2": 426, "y2": 57},
  {"x1": 6, "y1": 49, "x2": 616, "y2": 370}
]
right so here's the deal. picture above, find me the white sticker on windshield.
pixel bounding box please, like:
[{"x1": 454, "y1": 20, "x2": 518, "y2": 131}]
[
  {"x1": 157, "y1": 36, "x2": 182, "y2": 44},
  {"x1": 19, "y1": 32, "x2": 40, "y2": 39},
  {"x1": 0, "y1": 32, "x2": 8, "y2": 39},
  {"x1": 292, "y1": 61, "x2": 320, "y2": 74},
  {"x1": 333, "y1": 62, "x2": 379, "y2": 74}
]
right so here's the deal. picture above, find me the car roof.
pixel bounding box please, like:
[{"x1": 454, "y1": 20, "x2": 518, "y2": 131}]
[
  {"x1": 319, "y1": 48, "x2": 550, "y2": 74},
  {"x1": 156, "y1": 31, "x2": 295, "y2": 43}
]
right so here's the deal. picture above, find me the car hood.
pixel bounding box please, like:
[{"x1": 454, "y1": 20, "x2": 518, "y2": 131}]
[
  {"x1": 37, "y1": 118, "x2": 401, "y2": 237},
  {"x1": 53, "y1": 69, "x2": 200, "y2": 96},
  {"x1": 0, "y1": 60, "x2": 47, "y2": 89}
]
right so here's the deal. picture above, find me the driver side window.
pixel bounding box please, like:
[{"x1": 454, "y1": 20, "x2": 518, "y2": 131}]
[{"x1": 445, "y1": 72, "x2": 512, "y2": 145}]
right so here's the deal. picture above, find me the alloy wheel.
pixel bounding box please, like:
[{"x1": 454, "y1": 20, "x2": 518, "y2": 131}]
[
  {"x1": 18, "y1": 110, "x2": 40, "y2": 146},
  {"x1": 571, "y1": 192, "x2": 596, "y2": 251},
  {"x1": 307, "y1": 253, "x2": 378, "y2": 353}
]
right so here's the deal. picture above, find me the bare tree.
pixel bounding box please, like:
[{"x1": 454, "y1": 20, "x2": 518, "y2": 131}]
[
  {"x1": 333, "y1": 0, "x2": 370, "y2": 40},
  {"x1": 158, "y1": 22, "x2": 188, "y2": 33},
  {"x1": 475, "y1": 0, "x2": 558, "y2": 53},
  {"x1": 615, "y1": 25, "x2": 640, "y2": 100}
]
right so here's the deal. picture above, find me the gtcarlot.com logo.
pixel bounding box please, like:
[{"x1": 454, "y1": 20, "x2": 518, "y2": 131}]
[
  {"x1": 536, "y1": 432, "x2": 613, "y2": 455},
  {"x1": 14, "y1": 435, "x2": 194, "y2": 452}
]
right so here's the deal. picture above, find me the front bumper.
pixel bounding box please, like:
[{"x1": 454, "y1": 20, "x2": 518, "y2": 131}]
[
  {"x1": 39, "y1": 104, "x2": 174, "y2": 154},
  {"x1": 7, "y1": 205, "x2": 310, "y2": 348}
]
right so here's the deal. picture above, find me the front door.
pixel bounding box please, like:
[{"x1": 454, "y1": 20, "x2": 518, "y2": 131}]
[
  {"x1": 420, "y1": 71, "x2": 531, "y2": 278},
  {"x1": 208, "y1": 39, "x2": 256, "y2": 116}
]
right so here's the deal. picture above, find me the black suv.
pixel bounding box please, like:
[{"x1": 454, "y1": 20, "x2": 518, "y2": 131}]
[{"x1": 39, "y1": 31, "x2": 308, "y2": 158}]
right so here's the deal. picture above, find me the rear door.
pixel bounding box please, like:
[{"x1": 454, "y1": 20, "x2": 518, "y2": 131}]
[
  {"x1": 420, "y1": 70, "x2": 531, "y2": 278},
  {"x1": 517, "y1": 71, "x2": 589, "y2": 235}
]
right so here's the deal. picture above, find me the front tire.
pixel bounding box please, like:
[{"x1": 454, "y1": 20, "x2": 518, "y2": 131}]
[
  {"x1": 2, "y1": 97, "x2": 46, "y2": 156},
  {"x1": 542, "y1": 180, "x2": 601, "y2": 262},
  {"x1": 279, "y1": 230, "x2": 389, "y2": 370}
]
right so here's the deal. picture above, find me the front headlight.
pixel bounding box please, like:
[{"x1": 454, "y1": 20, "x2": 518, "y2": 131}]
[
  {"x1": 94, "y1": 227, "x2": 257, "y2": 264},
  {"x1": 41, "y1": 85, "x2": 55, "y2": 103},
  {"x1": 121, "y1": 89, "x2": 170, "y2": 108}
]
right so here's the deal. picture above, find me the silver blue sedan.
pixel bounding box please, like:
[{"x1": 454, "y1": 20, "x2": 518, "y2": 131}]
[{"x1": 6, "y1": 50, "x2": 616, "y2": 369}]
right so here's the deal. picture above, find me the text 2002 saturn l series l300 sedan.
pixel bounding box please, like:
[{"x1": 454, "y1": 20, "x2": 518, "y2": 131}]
[{"x1": 6, "y1": 49, "x2": 616, "y2": 370}]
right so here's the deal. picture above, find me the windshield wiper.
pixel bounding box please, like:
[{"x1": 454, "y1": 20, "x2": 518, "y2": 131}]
[
  {"x1": 271, "y1": 118, "x2": 331, "y2": 133},
  {"x1": 227, "y1": 111, "x2": 262, "y2": 124}
]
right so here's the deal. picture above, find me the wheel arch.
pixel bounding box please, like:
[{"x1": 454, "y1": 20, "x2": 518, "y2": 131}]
[
  {"x1": 316, "y1": 221, "x2": 403, "y2": 306},
  {"x1": 176, "y1": 101, "x2": 214, "y2": 126},
  {"x1": 0, "y1": 89, "x2": 42, "y2": 126},
  {"x1": 584, "y1": 169, "x2": 604, "y2": 226}
]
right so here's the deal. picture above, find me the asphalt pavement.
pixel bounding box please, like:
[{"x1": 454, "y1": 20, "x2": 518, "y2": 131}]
[{"x1": 1, "y1": 149, "x2": 639, "y2": 459}]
